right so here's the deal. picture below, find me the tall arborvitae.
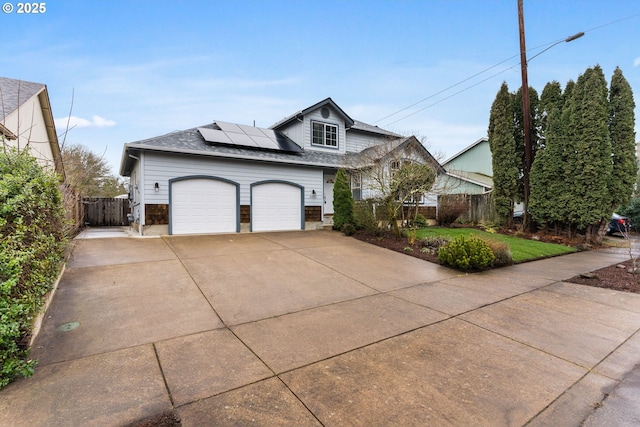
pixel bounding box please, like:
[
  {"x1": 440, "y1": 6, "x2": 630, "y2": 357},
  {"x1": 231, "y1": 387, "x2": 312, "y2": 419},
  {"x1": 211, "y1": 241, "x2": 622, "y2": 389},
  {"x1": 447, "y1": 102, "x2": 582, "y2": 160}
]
[
  {"x1": 512, "y1": 87, "x2": 540, "y2": 202},
  {"x1": 332, "y1": 169, "x2": 354, "y2": 231},
  {"x1": 565, "y1": 66, "x2": 613, "y2": 238},
  {"x1": 608, "y1": 67, "x2": 637, "y2": 209},
  {"x1": 529, "y1": 81, "x2": 566, "y2": 228},
  {"x1": 488, "y1": 82, "x2": 519, "y2": 225}
]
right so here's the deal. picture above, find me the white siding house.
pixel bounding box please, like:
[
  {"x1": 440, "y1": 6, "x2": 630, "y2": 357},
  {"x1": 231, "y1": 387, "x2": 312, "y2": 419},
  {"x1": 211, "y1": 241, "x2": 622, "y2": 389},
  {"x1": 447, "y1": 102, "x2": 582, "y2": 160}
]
[
  {"x1": 0, "y1": 77, "x2": 64, "y2": 177},
  {"x1": 120, "y1": 98, "x2": 444, "y2": 236}
]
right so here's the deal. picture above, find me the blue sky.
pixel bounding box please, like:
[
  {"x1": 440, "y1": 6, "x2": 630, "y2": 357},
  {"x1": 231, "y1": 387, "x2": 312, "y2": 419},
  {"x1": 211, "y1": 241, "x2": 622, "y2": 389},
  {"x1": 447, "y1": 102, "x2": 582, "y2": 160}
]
[{"x1": 2, "y1": 0, "x2": 639, "y2": 174}]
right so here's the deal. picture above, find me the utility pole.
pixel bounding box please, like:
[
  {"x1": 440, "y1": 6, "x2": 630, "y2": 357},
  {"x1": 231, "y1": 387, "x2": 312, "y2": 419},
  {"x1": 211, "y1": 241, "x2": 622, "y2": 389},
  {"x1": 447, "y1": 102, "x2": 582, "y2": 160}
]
[{"x1": 518, "y1": 0, "x2": 532, "y2": 230}]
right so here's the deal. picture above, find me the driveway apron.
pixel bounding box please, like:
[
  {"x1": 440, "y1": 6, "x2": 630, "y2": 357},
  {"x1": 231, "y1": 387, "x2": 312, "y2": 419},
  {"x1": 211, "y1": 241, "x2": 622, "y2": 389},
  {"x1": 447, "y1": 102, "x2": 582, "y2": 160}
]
[{"x1": 1, "y1": 230, "x2": 640, "y2": 426}]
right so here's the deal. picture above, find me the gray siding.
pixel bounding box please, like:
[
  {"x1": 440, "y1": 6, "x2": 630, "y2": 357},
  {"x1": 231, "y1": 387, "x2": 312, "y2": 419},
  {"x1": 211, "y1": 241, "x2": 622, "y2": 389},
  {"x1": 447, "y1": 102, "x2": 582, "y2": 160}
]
[
  {"x1": 142, "y1": 152, "x2": 324, "y2": 207},
  {"x1": 345, "y1": 130, "x2": 393, "y2": 153},
  {"x1": 303, "y1": 107, "x2": 347, "y2": 154}
]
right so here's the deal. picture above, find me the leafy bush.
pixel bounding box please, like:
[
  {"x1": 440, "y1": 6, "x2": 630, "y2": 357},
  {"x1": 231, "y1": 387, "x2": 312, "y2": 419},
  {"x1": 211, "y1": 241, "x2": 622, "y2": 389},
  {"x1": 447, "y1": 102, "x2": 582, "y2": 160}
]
[
  {"x1": 485, "y1": 240, "x2": 513, "y2": 267},
  {"x1": 420, "y1": 236, "x2": 450, "y2": 255},
  {"x1": 437, "y1": 236, "x2": 495, "y2": 270},
  {"x1": 1, "y1": 149, "x2": 67, "y2": 388},
  {"x1": 353, "y1": 200, "x2": 380, "y2": 234},
  {"x1": 341, "y1": 223, "x2": 356, "y2": 236},
  {"x1": 437, "y1": 195, "x2": 468, "y2": 226},
  {"x1": 410, "y1": 213, "x2": 429, "y2": 228}
]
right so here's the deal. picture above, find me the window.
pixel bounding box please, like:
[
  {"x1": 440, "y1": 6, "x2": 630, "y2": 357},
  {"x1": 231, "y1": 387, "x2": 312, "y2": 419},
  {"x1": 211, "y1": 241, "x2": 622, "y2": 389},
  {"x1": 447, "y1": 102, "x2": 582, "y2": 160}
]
[
  {"x1": 312, "y1": 121, "x2": 338, "y2": 148},
  {"x1": 351, "y1": 172, "x2": 362, "y2": 201},
  {"x1": 390, "y1": 160, "x2": 401, "y2": 177}
]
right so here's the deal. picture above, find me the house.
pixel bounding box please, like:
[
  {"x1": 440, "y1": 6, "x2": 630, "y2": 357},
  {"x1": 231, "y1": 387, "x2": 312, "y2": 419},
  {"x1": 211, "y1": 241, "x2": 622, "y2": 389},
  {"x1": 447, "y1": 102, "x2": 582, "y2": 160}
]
[
  {"x1": 119, "y1": 98, "x2": 444, "y2": 236},
  {"x1": 0, "y1": 77, "x2": 64, "y2": 178},
  {"x1": 436, "y1": 137, "x2": 492, "y2": 195}
]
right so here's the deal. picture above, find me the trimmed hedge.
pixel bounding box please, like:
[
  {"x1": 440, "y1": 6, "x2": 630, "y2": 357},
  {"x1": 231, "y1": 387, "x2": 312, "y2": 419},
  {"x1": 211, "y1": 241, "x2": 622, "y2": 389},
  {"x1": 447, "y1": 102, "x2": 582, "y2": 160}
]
[{"x1": 1, "y1": 149, "x2": 67, "y2": 388}]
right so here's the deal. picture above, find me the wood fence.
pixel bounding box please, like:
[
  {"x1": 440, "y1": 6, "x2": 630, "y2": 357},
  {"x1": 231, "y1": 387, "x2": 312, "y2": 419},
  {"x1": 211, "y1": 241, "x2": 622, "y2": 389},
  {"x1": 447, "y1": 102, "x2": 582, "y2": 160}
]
[
  {"x1": 439, "y1": 193, "x2": 496, "y2": 224},
  {"x1": 82, "y1": 197, "x2": 129, "y2": 226}
]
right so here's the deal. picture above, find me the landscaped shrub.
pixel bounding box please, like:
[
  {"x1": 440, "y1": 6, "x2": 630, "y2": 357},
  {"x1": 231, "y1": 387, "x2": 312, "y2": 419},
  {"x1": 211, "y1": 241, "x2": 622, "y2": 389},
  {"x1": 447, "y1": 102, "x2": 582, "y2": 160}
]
[
  {"x1": 437, "y1": 236, "x2": 495, "y2": 270},
  {"x1": 485, "y1": 240, "x2": 513, "y2": 267},
  {"x1": 353, "y1": 199, "x2": 380, "y2": 234},
  {"x1": 437, "y1": 195, "x2": 468, "y2": 226},
  {"x1": 341, "y1": 223, "x2": 356, "y2": 236},
  {"x1": 411, "y1": 213, "x2": 429, "y2": 228},
  {"x1": 0, "y1": 149, "x2": 67, "y2": 388},
  {"x1": 420, "y1": 236, "x2": 450, "y2": 255}
]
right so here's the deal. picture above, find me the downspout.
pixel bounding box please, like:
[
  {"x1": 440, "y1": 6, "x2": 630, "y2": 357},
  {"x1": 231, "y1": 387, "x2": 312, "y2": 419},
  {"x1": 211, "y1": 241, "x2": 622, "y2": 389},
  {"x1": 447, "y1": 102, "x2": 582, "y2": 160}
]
[{"x1": 139, "y1": 152, "x2": 146, "y2": 236}]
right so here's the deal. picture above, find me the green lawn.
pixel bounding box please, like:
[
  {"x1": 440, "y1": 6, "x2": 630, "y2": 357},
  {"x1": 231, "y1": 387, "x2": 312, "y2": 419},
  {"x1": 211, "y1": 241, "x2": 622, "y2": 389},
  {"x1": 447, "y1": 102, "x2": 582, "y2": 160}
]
[{"x1": 417, "y1": 227, "x2": 576, "y2": 263}]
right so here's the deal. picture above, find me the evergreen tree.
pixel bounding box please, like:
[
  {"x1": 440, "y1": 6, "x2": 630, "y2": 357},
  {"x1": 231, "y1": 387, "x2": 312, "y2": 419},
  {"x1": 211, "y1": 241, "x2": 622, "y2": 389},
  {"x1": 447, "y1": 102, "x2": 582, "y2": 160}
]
[
  {"x1": 332, "y1": 169, "x2": 354, "y2": 231},
  {"x1": 530, "y1": 82, "x2": 567, "y2": 228},
  {"x1": 488, "y1": 83, "x2": 519, "y2": 225},
  {"x1": 608, "y1": 67, "x2": 637, "y2": 209},
  {"x1": 565, "y1": 66, "x2": 613, "y2": 238}
]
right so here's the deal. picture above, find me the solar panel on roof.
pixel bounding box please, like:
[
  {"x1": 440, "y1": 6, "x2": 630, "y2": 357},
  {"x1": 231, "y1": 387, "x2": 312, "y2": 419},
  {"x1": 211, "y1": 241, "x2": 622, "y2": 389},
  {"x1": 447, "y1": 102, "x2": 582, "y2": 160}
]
[
  {"x1": 215, "y1": 121, "x2": 244, "y2": 134},
  {"x1": 227, "y1": 131, "x2": 259, "y2": 148},
  {"x1": 238, "y1": 124, "x2": 265, "y2": 137},
  {"x1": 198, "y1": 121, "x2": 303, "y2": 153},
  {"x1": 198, "y1": 127, "x2": 233, "y2": 145}
]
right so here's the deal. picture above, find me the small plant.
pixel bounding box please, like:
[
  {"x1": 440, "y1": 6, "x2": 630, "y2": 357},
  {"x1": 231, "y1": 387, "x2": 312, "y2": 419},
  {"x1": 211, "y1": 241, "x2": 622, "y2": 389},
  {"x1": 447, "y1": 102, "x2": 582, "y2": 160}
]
[
  {"x1": 403, "y1": 246, "x2": 414, "y2": 252},
  {"x1": 341, "y1": 223, "x2": 356, "y2": 236},
  {"x1": 485, "y1": 240, "x2": 513, "y2": 267},
  {"x1": 411, "y1": 213, "x2": 429, "y2": 228},
  {"x1": 405, "y1": 227, "x2": 417, "y2": 245},
  {"x1": 420, "y1": 236, "x2": 450, "y2": 254},
  {"x1": 437, "y1": 236, "x2": 495, "y2": 271}
]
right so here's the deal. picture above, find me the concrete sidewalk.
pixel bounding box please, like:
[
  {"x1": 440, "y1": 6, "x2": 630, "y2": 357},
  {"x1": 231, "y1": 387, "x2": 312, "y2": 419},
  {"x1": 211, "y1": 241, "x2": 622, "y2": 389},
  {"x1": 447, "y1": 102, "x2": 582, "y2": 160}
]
[{"x1": 1, "y1": 230, "x2": 639, "y2": 426}]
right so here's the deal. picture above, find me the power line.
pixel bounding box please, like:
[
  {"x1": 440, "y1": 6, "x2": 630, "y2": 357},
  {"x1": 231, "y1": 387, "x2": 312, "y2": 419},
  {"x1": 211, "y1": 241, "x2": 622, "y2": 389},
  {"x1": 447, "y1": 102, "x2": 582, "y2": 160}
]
[{"x1": 376, "y1": 11, "x2": 640, "y2": 128}]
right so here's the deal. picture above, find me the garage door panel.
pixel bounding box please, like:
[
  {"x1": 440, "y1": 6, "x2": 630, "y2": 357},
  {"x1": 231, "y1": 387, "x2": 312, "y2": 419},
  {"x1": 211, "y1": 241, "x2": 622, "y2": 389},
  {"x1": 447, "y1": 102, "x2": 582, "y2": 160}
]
[
  {"x1": 171, "y1": 178, "x2": 237, "y2": 235},
  {"x1": 252, "y1": 183, "x2": 302, "y2": 232}
]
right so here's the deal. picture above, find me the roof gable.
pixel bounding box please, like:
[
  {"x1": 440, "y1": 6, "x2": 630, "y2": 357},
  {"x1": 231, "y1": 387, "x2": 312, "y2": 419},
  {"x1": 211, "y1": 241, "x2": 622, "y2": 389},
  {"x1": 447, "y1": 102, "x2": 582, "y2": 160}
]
[
  {"x1": 271, "y1": 97, "x2": 354, "y2": 130},
  {"x1": 443, "y1": 137, "x2": 492, "y2": 177},
  {"x1": 353, "y1": 136, "x2": 445, "y2": 174},
  {"x1": 0, "y1": 77, "x2": 45, "y2": 122}
]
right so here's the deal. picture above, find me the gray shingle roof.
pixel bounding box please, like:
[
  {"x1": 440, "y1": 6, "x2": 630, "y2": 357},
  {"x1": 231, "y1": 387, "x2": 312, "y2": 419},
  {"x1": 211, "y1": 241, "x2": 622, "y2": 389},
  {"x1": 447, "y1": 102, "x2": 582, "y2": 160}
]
[
  {"x1": 121, "y1": 123, "x2": 348, "y2": 176},
  {"x1": 0, "y1": 77, "x2": 45, "y2": 122},
  {"x1": 351, "y1": 120, "x2": 401, "y2": 138}
]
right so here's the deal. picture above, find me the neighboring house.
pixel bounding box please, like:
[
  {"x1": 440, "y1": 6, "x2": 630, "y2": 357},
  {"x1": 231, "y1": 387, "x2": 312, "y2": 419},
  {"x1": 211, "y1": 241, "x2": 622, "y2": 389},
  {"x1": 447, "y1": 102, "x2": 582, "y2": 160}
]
[
  {"x1": 120, "y1": 97, "x2": 444, "y2": 236},
  {"x1": 436, "y1": 137, "x2": 492, "y2": 195},
  {"x1": 0, "y1": 77, "x2": 64, "y2": 178}
]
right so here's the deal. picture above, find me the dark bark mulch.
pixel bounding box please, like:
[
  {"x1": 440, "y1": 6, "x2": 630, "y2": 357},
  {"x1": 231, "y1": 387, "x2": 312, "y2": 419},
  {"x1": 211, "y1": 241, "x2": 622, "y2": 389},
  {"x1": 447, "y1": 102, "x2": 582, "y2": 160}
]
[
  {"x1": 566, "y1": 257, "x2": 640, "y2": 294},
  {"x1": 352, "y1": 230, "x2": 640, "y2": 295},
  {"x1": 352, "y1": 230, "x2": 439, "y2": 263}
]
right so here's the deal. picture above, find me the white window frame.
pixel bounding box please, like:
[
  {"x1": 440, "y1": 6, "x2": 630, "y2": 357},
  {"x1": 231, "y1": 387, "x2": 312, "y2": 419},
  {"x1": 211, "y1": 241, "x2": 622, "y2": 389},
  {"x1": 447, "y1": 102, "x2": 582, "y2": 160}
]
[
  {"x1": 311, "y1": 121, "x2": 338, "y2": 148},
  {"x1": 351, "y1": 172, "x2": 362, "y2": 201}
]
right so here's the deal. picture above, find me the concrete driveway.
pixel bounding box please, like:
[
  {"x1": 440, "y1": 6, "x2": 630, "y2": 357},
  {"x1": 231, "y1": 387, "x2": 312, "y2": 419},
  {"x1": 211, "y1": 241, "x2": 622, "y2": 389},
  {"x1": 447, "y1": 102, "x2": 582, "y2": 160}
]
[{"x1": 1, "y1": 230, "x2": 640, "y2": 426}]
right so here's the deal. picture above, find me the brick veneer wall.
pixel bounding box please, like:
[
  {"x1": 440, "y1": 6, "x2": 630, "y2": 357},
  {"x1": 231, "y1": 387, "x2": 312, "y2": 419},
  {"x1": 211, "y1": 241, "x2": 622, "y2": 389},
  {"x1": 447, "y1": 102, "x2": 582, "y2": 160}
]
[
  {"x1": 240, "y1": 205, "x2": 250, "y2": 223},
  {"x1": 145, "y1": 204, "x2": 169, "y2": 225},
  {"x1": 305, "y1": 206, "x2": 322, "y2": 222}
]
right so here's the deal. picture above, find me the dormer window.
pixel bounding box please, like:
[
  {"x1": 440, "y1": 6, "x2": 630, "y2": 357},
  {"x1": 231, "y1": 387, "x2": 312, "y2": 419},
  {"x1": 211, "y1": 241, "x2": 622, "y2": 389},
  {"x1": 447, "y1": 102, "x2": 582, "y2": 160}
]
[{"x1": 312, "y1": 121, "x2": 338, "y2": 148}]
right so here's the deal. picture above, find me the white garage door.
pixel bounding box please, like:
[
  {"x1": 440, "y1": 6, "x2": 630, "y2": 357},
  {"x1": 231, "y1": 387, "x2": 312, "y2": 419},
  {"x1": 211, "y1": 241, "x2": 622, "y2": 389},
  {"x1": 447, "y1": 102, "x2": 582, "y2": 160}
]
[
  {"x1": 252, "y1": 182, "x2": 302, "y2": 232},
  {"x1": 171, "y1": 178, "x2": 237, "y2": 235}
]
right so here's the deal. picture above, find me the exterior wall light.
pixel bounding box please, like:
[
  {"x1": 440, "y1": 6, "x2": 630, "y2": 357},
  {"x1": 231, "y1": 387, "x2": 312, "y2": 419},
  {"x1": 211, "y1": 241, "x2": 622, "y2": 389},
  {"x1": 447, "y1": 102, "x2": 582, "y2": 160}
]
[{"x1": 154, "y1": 182, "x2": 159, "y2": 192}]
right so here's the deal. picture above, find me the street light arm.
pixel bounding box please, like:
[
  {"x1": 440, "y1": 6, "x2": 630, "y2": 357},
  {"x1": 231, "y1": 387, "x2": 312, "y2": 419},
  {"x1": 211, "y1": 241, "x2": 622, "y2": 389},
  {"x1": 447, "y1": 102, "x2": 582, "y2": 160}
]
[
  {"x1": 528, "y1": 31, "x2": 584, "y2": 63},
  {"x1": 565, "y1": 31, "x2": 585, "y2": 42}
]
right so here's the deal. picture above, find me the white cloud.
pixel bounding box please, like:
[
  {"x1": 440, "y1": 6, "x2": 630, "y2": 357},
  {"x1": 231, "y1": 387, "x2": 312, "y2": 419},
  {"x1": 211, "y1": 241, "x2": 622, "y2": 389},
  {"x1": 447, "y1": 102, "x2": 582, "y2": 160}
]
[
  {"x1": 634, "y1": 57, "x2": 640, "y2": 67},
  {"x1": 55, "y1": 115, "x2": 116, "y2": 130}
]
